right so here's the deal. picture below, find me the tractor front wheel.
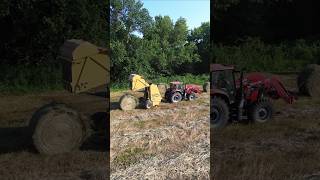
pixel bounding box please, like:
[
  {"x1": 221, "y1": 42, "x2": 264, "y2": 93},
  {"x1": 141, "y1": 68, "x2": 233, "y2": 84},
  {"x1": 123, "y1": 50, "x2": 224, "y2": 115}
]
[
  {"x1": 211, "y1": 97, "x2": 229, "y2": 129},
  {"x1": 249, "y1": 99, "x2": 273, "y2": 123},
  {"x1": 187, "y1": 93, "x2": 196, "y2": 101},
  {"x1": 171, "y1": 92, "x2": 182, "y2": 103}
]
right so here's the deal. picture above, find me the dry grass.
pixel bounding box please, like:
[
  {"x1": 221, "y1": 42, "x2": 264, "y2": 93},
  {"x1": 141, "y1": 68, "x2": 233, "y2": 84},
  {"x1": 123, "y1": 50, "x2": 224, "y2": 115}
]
[
  {"x1": 212, "y1": 74, "x2": 320, "y2": 180},
  {"x1": 110, "y1": 91, "x2": 210, "y2": 179}
]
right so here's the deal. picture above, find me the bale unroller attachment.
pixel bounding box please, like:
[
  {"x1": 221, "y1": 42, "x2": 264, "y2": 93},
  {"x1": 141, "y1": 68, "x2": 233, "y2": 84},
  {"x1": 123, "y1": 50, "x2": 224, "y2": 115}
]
[
  {"x1": 119, "y1": 94, "x2": 138, "y2": 111},
  {"x1": 297, "y1": 64, "x2": 320, "y2": 97},
  {"x1": 29, "y1": 103, "x2": 91, "y2": 155}
]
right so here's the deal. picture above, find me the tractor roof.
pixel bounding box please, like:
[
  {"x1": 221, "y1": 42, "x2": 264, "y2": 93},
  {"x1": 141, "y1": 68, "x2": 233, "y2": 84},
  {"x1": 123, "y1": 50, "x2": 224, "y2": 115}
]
[
  {"x1": 170, "y1": 81, "x2": 183, "y2": 84},
  {"x1": 210, "y1": 64, "x2": 234, "y2": 71}
]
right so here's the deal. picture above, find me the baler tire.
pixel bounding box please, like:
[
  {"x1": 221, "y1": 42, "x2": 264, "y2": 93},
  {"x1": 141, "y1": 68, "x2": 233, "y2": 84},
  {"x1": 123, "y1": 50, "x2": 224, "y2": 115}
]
[
  {"x1": 249, "y1": 99, "x2": 273, "y2": 123},
  {"x1": 29, "y1": 103, "x2": 86, "y2": 155},
  {"x1": 119, "y1": 94, "x2": 138, "y2": 111},
  {"x1": 145, "y1": 100, "x2": 152, "y2": 109},
  {"x1": 211, "y1": 97, "x2": 229, "y2": 129}
]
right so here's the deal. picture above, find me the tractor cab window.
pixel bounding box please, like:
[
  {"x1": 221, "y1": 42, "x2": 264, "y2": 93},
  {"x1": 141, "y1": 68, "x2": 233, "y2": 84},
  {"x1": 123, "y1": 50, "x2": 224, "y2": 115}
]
[
  {"x1": 211, "y1": 70, "x2": 235, "y2": 93},
  {"x1": 170, "y1": 83, "x2": 183, "y2": 90}
]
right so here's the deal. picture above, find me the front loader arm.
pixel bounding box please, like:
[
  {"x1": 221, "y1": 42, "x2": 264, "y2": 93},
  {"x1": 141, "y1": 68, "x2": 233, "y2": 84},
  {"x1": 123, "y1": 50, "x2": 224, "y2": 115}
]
[
  {"x1": 264, "y1": 77, "x2": 296, "y2": 104},
  {"x1": 244, "y1": 72, "x2": 296, "y2": 104}
]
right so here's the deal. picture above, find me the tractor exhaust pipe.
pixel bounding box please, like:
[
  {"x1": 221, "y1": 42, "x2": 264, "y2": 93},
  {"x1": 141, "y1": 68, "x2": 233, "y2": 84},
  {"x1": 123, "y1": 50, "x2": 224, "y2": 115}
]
[{"x1": 238, "y1": 70, "x2": 245, "y2": 121}]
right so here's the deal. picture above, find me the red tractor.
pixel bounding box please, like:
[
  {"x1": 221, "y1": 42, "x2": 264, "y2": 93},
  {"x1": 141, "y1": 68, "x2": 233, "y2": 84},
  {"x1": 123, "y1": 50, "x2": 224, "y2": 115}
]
[
  {"x1": 211, "y1": 64, "x2": 296, "y2": 129},
  {"x1": 165, "y1": 81, "x2": 201, "y2": 103}
]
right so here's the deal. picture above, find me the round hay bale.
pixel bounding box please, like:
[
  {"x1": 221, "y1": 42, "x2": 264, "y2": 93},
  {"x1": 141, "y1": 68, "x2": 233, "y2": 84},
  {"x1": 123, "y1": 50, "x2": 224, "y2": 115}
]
[
  {"x1": 29, "y1": 103, "x2": 87, "y2": 155},
  {"x1": 119, "y1": 94, "x2": 138, "y2": 111},
  {"x1": 157, "y1": 83, "x2": 168, "y2": 97},
  {"x1": 297, "y1": 64, "x2": 320, "y2": 97},
  {"x1": 203, "y1": 82, "x2": 210, "y2": 93}
]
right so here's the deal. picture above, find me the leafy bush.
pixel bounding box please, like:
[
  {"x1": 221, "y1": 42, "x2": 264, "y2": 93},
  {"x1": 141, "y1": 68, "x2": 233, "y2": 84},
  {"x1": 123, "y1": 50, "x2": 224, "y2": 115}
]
[{"x1": 0, "y1": 65, "x2": 63, "y2": 94}]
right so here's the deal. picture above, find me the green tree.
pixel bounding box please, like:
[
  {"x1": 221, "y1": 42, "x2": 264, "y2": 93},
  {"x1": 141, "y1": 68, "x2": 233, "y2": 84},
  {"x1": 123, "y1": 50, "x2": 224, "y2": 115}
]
[{"x1": 189, "y1": 22, "x2": 210, "y2": 73}]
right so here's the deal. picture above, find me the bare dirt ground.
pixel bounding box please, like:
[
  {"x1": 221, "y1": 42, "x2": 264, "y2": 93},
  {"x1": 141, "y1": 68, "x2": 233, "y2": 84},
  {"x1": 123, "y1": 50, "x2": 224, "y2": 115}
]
[
  {"x1": 0, "y1": 91, "x2": 108, "y2": 180},
  {"x1": 212, "y1": 74, "x2": 320, "y2": 180},
  {"x1": 110, "y1": 91, "x2": 210, "y2": 179}
]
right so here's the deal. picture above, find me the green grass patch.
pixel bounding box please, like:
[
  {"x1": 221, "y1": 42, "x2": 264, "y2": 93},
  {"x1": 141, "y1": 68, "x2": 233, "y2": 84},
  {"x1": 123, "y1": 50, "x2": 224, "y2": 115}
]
[
  {"x1": 133, "y1": 120, "x2": 146, "y2": 129},
  {"x1": 113, "y1": 147, "x2": 147, "y2": 168}
]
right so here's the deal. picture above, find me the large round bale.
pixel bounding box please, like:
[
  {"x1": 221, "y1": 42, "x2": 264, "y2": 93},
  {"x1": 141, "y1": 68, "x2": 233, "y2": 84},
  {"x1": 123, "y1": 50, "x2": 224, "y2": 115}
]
[
  {"x1": 119, "y1": 94, "x2": 138, "y2": 111},
  {"x1": 157, "y1": 83, "x2": 168, "y2": 97},
  {"x1": 203, "y1": 82, "x2": 210, "y2": 93},
  {"x1": 29, "y1": 103, "x2": 89, "y2": 155},
  {"x1": 297, "y1": 64, "x2": 320, "y2": 97}
]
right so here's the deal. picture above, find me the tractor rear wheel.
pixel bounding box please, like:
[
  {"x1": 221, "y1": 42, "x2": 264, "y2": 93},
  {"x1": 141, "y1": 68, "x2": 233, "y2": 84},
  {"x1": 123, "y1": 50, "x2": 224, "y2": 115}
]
[
  {"x1": 171, "y1": 92, "x2": 182, "y2": 103},
  {"x1": 249, "y1": 99, "x2": 273, "y2": 123},
  {"x1": 211, "y1": 97, "x2": 229, "y2": 129},
  {"x1": 119, "y1": 94, "x2": 138, "y2": 111},
  {"x1": 29, "y1": 103, "x2": 88, "y2": 155}
]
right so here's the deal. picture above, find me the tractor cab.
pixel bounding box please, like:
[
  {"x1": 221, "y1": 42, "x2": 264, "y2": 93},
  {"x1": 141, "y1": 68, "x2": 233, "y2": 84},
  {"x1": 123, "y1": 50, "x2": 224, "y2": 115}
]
[
  {"x1": 169, "y1": 81, "x2": 184, "y2": 91},
  {"x1": 210, "y1": 64, "x2": 238, "y2": 104}
]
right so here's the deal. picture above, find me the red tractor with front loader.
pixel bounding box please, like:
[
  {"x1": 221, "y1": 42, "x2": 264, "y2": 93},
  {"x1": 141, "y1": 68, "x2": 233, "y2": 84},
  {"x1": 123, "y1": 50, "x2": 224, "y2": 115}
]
[
  {"x1": 165, "y1": 81, "x2": 201, "y2": 103},
  {"x1": 211, "y1": 64, "x2": 296, "y2": 129}
]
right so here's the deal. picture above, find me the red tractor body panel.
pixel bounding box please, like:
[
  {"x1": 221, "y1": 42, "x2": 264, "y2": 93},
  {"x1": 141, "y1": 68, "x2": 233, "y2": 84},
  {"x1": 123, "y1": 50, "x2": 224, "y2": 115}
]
[
  {"x1": 235, "y1": 72, "x2": 296, "y2": 104},
  {"x1": 185, "y1": 84, "x2": 201, "y2": 94}
]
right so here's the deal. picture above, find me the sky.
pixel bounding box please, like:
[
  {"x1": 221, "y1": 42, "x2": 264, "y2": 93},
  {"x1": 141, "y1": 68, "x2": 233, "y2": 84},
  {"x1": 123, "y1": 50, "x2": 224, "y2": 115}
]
[{"x1": 141, "y1": 0, "x2": 210, "y2": 30}]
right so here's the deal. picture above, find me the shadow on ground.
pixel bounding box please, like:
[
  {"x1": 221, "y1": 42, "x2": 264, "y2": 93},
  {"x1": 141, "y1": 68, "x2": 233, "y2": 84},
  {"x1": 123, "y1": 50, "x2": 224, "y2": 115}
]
[{"x1": 0, "y1": 126, "x2": 34, "y2": 154}]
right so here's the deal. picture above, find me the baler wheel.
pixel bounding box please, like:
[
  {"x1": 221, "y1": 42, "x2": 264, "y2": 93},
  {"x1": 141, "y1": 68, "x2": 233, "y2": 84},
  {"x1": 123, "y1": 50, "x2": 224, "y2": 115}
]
[
  {"x1": 145, "y1": 100, "x2": 152, "y2": 109},
  {"x1": 29, "y1": 103, "x2": 88, "y2": 155}
]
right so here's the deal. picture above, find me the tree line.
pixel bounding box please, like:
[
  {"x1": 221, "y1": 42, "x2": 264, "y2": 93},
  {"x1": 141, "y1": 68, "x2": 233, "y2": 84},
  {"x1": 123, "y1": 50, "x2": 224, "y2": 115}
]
[
  {"x1": 110, "y1": 0, "x2": 210, "y2": 82},
  {"x1": 213, "y1": 0, "x2": 320, "y2": 71},
  {"x1": 0, "y1": 0, "x2": 108, "y2": 92},
  {"x1": 0, "y1": 0, "x2": 209, "y2": 92}
]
